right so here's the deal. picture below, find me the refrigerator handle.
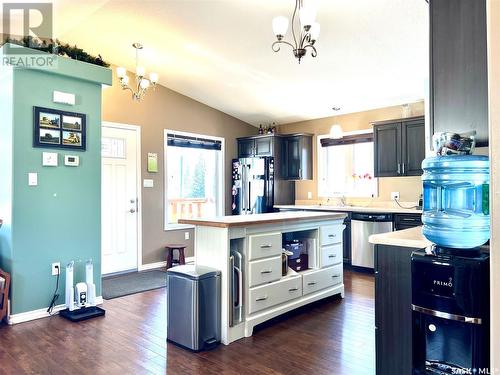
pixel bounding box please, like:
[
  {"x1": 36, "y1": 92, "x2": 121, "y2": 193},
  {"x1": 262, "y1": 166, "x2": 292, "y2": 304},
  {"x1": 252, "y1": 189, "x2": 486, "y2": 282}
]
[{"x1": 248, "y1": 180, "x2": 251, "y2": 213}]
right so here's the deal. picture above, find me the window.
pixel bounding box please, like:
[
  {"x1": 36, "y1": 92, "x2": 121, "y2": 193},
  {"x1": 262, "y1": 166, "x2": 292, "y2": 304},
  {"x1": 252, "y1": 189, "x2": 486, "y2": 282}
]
[
  {"x1": 318, "y1": 131, "x2": 377, "y2": 198},
  {"x1": 164, "y1": 130, "x2": 224, "y2": 228}
]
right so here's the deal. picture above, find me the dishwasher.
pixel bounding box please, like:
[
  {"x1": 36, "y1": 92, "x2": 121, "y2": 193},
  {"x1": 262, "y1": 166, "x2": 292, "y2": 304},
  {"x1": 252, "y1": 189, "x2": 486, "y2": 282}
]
[{"x1": 351, "y1": 213, "x2": 393, "y2": 269}]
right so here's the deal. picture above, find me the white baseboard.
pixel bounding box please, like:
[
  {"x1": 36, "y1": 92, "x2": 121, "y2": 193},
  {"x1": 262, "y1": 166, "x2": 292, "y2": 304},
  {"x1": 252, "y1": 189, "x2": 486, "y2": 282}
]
[
  {"x1": 139, "y1": 257, "x2": 194, "y2": 271},
  {"x1": 8, "y1": 296, "x2": 104, "y2": 325}
]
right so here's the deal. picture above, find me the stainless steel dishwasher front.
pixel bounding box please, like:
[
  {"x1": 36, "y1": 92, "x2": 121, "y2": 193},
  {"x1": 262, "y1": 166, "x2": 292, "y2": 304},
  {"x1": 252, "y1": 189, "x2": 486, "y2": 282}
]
[{"x1": 351, "y1": 213, "x2": 393, "y2": 268}]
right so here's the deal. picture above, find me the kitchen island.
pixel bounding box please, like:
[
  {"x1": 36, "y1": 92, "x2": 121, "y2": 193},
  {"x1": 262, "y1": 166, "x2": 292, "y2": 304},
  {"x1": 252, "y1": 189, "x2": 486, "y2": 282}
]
[{"x1": 179, "y1": 211, "x2": 347, "y2": 345}]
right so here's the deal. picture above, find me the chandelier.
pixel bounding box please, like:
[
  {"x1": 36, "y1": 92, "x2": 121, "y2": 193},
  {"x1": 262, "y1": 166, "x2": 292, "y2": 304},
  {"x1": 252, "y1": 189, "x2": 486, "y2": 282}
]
[
  {"x1": 116, "y1": 43, "x2": 159, "y2": 101},
  {"x1": 271, "y1": 0, "x2": 320, "y2": 63}
]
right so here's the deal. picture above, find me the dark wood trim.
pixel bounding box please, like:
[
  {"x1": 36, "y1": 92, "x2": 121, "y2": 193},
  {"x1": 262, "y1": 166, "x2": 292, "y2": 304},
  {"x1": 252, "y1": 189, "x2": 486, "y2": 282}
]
[
  {"x1": 320, "y1": 133, "x2": 374, "y2": 147},
  {"x1": 370, "y1": 115, "x2": 424, "y2": 127}
]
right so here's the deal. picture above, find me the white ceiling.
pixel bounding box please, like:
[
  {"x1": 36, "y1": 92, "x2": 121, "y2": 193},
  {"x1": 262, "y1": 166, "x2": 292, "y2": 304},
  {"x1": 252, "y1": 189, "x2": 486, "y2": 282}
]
[{"x1": 8, "y1": 0, "x2": 429, "y2": 125}]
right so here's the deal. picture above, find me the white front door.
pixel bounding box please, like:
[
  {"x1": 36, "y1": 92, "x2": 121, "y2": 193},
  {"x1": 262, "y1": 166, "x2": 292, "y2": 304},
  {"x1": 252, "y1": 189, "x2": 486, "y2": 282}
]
[{"x1": 101, "y1": 125, "x2": 140, "y2": 275}]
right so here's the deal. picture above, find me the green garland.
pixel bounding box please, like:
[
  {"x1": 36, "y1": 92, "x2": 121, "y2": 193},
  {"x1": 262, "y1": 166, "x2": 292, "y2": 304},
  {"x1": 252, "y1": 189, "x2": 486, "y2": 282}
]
[{"x1": 3, "y1": 36, "x2": 110, "y2": 67}]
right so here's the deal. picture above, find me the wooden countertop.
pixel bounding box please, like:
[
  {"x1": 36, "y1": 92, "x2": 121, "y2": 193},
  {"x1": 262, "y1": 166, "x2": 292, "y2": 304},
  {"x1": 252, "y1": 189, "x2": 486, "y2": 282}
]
[
  {"x1": 368, "y1": 226, "x2": 432, "y2": 248},
  {"x1": 275, "y1": 204, "x2": 422, "y2": 214},
  {"x1": 178, "y1": 211, "x2": 347, "y2": 228}
]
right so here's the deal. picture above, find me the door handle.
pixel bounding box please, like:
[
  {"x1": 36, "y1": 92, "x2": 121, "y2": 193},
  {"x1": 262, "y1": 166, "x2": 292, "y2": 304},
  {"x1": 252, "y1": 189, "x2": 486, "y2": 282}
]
[
  {"x1": 332, "y1": 275, "x2": 340, "y2": 278},
  {"x1": 402, "y1": 163, "x2": 406, "y2": 175},
  {"x1": 260, "y1": 270, "x2": 273, "y2": 274},
  {"x1": 256, "y1": 296, "x2": 268, "y2": 302},
  {"x1": 397, "y1": 163, "x2": 401, "y2": 175},
  {"x1": 328, "y1": 254, "x2": 337, "y2": 258},
  {"x1": 307, "y1": 281, "x2": 317, "y2": 286},
  {"x1": 260, "y1": 244, "x2": 273, "y2": 249},
  {"x1": 328, "y1": 234, "x2": 337, "y2": 238},
  {"x1": 288, "y1": 287, "x2": 299, "y2": 292}
]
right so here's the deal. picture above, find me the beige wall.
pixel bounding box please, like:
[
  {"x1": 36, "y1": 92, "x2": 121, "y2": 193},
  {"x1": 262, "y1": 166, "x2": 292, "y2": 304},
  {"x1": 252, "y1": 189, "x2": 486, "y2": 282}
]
[
  {"x1": 277, "y1": 101, "x2": 425, "y2": 204},
  {"x1": 487, "y1": 0, "x2": 500, "y2": 368},
  {"x1": 102, "y1": 68, "x2": 255, "y2": 264}
]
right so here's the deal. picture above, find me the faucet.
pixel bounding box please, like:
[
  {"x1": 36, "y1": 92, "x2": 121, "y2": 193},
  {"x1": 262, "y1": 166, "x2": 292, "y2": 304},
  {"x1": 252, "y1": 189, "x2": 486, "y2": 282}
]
[{"x1": 339, "y1": 195, "x2": 347, "y2": 207}]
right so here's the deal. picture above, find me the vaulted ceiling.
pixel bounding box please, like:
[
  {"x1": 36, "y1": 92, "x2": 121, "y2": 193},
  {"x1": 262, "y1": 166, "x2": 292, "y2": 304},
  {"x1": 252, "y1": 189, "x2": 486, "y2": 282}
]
[{"x1": 8, "y1": 0, "x2": 429, "y2": 125}]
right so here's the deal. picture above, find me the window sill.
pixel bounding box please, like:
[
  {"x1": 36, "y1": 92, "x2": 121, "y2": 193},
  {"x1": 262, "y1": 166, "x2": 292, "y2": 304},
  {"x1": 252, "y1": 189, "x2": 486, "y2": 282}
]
[{"x1": 164, "y1": 224, "x2": 195, "y2": 231}]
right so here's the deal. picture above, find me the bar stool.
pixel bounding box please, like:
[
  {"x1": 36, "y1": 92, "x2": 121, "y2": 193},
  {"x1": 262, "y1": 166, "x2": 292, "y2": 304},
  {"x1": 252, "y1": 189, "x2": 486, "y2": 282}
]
[{"x1": 166, "y1": 244, "x2": 186, "y2": 269}]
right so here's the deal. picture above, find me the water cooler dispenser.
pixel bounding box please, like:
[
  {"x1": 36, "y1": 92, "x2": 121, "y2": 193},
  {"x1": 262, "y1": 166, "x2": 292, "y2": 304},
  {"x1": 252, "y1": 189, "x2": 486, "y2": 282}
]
[
  {"x1": 412, "y1": 149, "x2": 490, "y2": 374},
  {"x1": 412, "y1": 248, "x2": 489, "y2": 374}
]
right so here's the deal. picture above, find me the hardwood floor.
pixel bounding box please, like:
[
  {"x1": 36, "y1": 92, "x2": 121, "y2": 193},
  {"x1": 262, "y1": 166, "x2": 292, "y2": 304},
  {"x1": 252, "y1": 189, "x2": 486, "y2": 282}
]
[{"x1": 0, "y1": 270, "x2": 375, "y2": 375}]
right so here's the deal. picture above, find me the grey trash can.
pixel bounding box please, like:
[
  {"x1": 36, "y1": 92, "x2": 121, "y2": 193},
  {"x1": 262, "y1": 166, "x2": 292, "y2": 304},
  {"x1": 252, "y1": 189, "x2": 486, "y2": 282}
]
[{"x1": 167, "y1": 265, "x2": 221, "y2": 351}]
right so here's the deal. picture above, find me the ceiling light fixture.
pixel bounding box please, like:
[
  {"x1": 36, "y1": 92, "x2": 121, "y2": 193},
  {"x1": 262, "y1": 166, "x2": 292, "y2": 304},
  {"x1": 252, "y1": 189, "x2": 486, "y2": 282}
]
[
  {"x1": 272, "y1": 0, "x2": 320, "y2": 63},
  {"x1": 116, "y1": 43, "x2": 158, "y2": 101},
  {"x1": 330, "y1": 107, "x2": 343, "y2": 139}
]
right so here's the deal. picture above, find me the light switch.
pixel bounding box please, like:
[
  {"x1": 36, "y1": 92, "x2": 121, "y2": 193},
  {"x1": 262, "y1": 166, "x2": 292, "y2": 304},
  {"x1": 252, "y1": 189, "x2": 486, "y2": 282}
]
[
  {"x1": 42, "y1": 152, "x2": 58, "y2": 167},
  {"x1": 28, "y1": 173, "x2": 38, "y2": 186},
  {"x1": 143, "y1": 179, "x2": 154, "y2": 188},
  {"x1": 184, "y1": 232, "x2": 190, "y2": 240}
]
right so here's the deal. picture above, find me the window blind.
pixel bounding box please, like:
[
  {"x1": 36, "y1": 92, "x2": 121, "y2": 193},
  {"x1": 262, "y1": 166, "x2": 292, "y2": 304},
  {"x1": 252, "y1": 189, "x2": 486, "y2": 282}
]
[{"x1": 166, "y1": 133, "x2": 222, "y2": 151}]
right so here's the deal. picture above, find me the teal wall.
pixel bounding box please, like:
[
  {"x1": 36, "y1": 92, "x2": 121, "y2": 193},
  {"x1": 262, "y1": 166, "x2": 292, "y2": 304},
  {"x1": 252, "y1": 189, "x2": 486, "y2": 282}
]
[
  {"x1": 0, "y1": 45, "x2": 112, "y2": 315},
  {"x1": 0, "y1": 68, "x2": 14, "y2": 273}
]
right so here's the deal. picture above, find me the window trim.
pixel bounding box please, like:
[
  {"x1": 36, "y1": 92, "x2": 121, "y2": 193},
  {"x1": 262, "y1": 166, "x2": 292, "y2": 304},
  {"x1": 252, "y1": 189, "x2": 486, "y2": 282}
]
[
  {"x1": 164, "y1": 129, "x2": 225, "y2": 230},
  {"x1": 317, "y1": 129, "x2": 378, "y2": 198}
]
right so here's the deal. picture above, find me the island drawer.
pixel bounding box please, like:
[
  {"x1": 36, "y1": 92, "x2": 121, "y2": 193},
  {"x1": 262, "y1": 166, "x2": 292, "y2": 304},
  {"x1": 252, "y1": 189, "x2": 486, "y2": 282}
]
[
  {"x1": 320, "y1": 225, "x2": 344, "y2": 247},
  {"x1": 248, "y1": 256, "x2": 282, "y2": 287},
  {"x1": 320, "y1": 243, "x2": 343, "y2": 268},
  {"x1": 248, "y1": 232, "x2": 282, "y2": 260},
  {"x1": 248, "y1": 275, "x2": 302, "y2": 314},
  {"x1": 302, "y1": 265, "x2": 343, "y2": 296}
]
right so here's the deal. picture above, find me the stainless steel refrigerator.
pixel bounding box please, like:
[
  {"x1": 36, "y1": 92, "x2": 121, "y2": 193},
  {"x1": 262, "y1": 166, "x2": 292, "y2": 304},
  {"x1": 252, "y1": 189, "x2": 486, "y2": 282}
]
[{"x1": 231, "y1": 157, "x2": 294, "y2": 215}]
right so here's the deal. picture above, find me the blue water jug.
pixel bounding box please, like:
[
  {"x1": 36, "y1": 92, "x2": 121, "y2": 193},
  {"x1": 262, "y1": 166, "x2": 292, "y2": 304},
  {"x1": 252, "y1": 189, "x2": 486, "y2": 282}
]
[{"x1": 422, "y1": 155, "x2": 490, "y2": 249}]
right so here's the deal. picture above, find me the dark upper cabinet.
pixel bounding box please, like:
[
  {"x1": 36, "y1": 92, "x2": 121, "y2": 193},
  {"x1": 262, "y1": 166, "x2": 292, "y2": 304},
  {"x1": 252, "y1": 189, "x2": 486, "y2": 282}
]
[
  {"x1": 374, "y1": 116, "x2": 425, "y2": 177},
  {"x1": 374, "y1": 122, "x2": 402, "y2": 177},
  {"x1": 430, "y1": 0, "x2": 488, "y2": 147},
  {"x1": 375, "y1": 244, "x2": 415, "y2": 375},
  {"x1": 255, "y1": 137, "x2": 273, "y2": 156},
  {"x1": 282, "y1": 134, "x2": 313, "y2": 180},
  {"x1": 402, "y1": 118, "x2": 426, "y2": 176},
  {"x1": 238, "y1": 138, "x2": 256, "y2": 157},
  {"x1": 237, "y1": 133, "x2": 312, "y2": 180},
  {"x1": 237, "y1": 136, "x2": 274, "y2": 157}
]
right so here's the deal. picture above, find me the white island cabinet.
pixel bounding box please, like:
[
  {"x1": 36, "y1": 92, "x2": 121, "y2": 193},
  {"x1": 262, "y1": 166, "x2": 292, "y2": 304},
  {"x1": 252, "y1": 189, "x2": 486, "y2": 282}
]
[{"x1": 179, "y1": 211, "x2": 347, "y2": 345}]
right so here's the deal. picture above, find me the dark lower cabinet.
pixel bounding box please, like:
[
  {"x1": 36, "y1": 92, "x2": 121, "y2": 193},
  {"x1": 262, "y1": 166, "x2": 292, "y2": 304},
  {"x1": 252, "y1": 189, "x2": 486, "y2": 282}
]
[
  {"x1": 393, "y1": 214, "x2": 422, "y2": 231},
  {"x1": 375, "y1": 244, "x2": 416, "y2": 375},
  {"x1": 343, "y1": 216, "x2": 351, "y2": 265}
]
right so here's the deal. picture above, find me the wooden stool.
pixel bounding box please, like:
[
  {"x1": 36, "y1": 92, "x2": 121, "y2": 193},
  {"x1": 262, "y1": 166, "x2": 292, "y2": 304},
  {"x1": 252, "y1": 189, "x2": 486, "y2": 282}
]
[
  {"x1": 0, "y1": 268, "x2": 11, "y2": 323},
  {"x1": 166, "y1": 244, "x2": 186, "y2": 269}
]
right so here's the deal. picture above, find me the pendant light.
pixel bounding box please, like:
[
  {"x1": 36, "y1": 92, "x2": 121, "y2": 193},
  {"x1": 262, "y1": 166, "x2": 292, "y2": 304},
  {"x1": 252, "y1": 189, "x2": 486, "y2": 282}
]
[{"x1": 330, "y1": 107, "x2": 343, "y2": 139}]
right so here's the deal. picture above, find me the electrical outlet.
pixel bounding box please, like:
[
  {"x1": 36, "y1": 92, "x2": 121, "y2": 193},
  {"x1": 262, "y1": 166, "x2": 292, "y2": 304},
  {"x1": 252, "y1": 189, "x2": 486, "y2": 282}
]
[
  {"x1": 51, "y1": 262, "x2": 61, "y2": 276},
  {"x1": 184, "y1": 231, "x2": 190, "y2": 240},
  {"x1": 391, "y1": 192, "x2": 400, "y2": 201},
  {"x1": 307, "y1": 191, "x2": 312, "y2": 199}
]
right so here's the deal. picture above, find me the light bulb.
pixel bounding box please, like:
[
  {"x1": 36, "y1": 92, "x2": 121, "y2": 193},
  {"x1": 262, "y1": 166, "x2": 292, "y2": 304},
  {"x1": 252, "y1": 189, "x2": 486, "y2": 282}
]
[
  {"x1": 330, "y1": 124, "x2": 343, "y2": 139},
  {"x1": 310, "y1": 22, "x2": 320, "y2": 41},
  {"x1": 140, "y1": 79, "x2": 150, "y2": 89},
  {"x1": 272, "y1": 16, "x2": 289, "y2": 38},
  {"x1": 121, "y1": 75, "x2": 129, "y2": 85},
  {"x1": 116, "y1": 66, "x2": 126, "y2": 78},
  {"x1": 149, "y1": 72, "x2": 158, "y2": 83},
  {"x1": 299, "y1": 3, "x2": 316, "y2": 28},
  {"x1": 136, "y1": 66, "x2": 145, "y2": 77}
]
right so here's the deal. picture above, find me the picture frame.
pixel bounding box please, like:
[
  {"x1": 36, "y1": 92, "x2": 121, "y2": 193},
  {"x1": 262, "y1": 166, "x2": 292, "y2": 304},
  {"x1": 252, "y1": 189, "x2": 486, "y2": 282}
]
[{"x1": 33, "y1": 106, "x2": 86, "y2": 150}]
